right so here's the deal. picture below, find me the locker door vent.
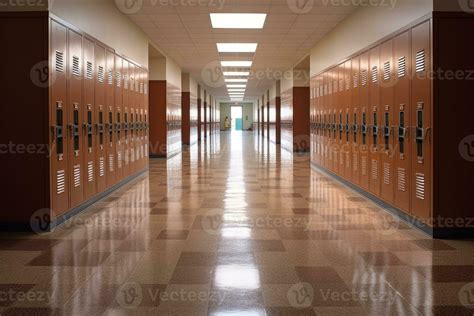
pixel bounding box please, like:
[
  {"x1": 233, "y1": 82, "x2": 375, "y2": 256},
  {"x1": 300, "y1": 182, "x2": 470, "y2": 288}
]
[
  {"x1": 353, "y1": 73, "x2": 359, "y2": 88},
  {"x1": 55, "y1": 51, "x2": 64, "y2": 73},
  {"x1": 145, "y1": 144, "x2": 148, "y2": 157},
  {"x1": 339, "y1": 79, "x2": 343, "y2": 92},
  {"x1": 72, "y1": 56, "x2": 80, "y2": 77},
  {"x1": 144, "y1": 83, "x2": 148, "y2": 95},
  {"x1": 371, "y1": 160, "x2": 378, "y2": 180},
  {"x1": 131, "y1": 148, "x2": 135, "y2": 162},
  {"x1": 116, "y1": 72, "x2": 122, "y2": 87},
  {"x1": 99, "y1": 157, "x2": 105, "y2": 177},
  {"x1": 73, "y1": 165, "x2": 81, "y2": 188},
  {"x1": 353, "y1": 154, "x2": 359, "y2": 171},
  {"x1": 329, "y1": 82, "x2": 333, "y2": 94},
  {"x1": 398, "y1": 56, "x2": 406, "y2": 77},
  {"x1": 415, "y1": 172, "x2": 425, "y2": 200},
  {"x1": 345, "y1": 76, "x2": 350, "y2": 90},
  {"x1": 140, "y1": 82, "x2": 144, "y2": 94},
  {"x1": 87, "y1": 161, "x2": 94, "y2": 182},
  {"x1": 397, "y1": 168, "x2": 406, "y2": 192},
  {"x1": 415, "y1": 50, "x2": 425, "y2": 73},
  {"x1": 345, "y1": 153, "x2": 350, "y2": 168},
  {"x1": 371, "y1": 66, "x2": 378, "y2": 83},
  {"x1": 86, "y1": 61, "x2": 93, "y2": 80},
  {"x1": 383, "y1": 62, "x2": 391, "y2": 81},
  {"x1": 324, "y1": 85, "x2": 328, "y2": 95},
  {"x1": 108, "y1": 70, "x2": 114, "y2": 85},
  {"x1": 361, "y1": 70, "x2": 368, "y2": 86},
  {"x1": 125, "y1": 149, "x2": 129, "y2": 165},
  {"x1": 135, "y1": 80, "x2": 139, "y2": 92},
  {"x1": 124, "y1": 75, "x2": 129, "y2": 90},
  {"x1": 383, "y1": 163, "x2": 391, "y2": 185},
  {"x1": 98, "y1": 66, "x2": 104, "y2": 83},
  {"x1": 109, "y1": 154, "x2": 114, "y2": 172},
  {"x1": 361, "y1": 156, "x2": 367, "y2": 175},
  {"x1": 56, "y1": 170, "x2": 66, "y2": 195},
  {"x1": 117, "y1": 151, "x2": 122, "y2": 168}
]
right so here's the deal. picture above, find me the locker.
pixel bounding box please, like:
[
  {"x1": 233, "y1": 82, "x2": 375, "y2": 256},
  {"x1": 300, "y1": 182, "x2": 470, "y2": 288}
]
[
  {"x1": 105, "y1": 50, "x2": 116, "y2": 187},
  {"x1": 351, "y1": 56, "x2": 361, "y2": 185},
  {"x1": 369, "y1": 46, "x2": 381, "y2": 196},
  {"x1": 410, "y1": 21, "x2": 432, "y2": 221},
  {"x1": 82, "y1": 37, "x2": 96, "y2": 199},
  {"x1": 344, "y1": 60, "x2": 352, "y2": 179},
  {"x1": 322, "y1": 72, "x2": 329, "y2": 170},
  {"x1": 94, "y1": 44, "x2": 107, "y2": 193},
  {"x1": 114, "y1": 55, "x2": 124, "y2": 182},
  {"x1": 393, "y1": 31, "x2": 411, "y2": 213},
  {"x1": 122, "y1": 60, "x2": 130, "y2": 176},
  {"x1": 67, "y1": 29, "x2": 84, "y2": 208},
  {"x1": 380, "y1": 39, "x2": 395, "y2": 203},
  {"x1": 359, "y1": 51, "x2": 370, "y2": 190},
  {"x1": 128, "y1": 63, "x2": 136, "y2": 171},
  {"x1": 50, "y1": 20, "x2": 69, "y2": 216},
  {"x1": 327, "y1": 70, "x2": 334, "y2": 172}
]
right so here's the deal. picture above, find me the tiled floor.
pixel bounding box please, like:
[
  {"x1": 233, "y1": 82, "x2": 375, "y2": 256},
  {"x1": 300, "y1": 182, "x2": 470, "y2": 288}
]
[{"x1": 1, "y1": 131, "x2": 474, "y2": 315}]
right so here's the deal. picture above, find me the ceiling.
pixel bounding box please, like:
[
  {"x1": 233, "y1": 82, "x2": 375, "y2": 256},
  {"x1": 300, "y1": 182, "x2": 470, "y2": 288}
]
[{"x1": 123, "y1": 0, "x2": 358, "y2": 100}]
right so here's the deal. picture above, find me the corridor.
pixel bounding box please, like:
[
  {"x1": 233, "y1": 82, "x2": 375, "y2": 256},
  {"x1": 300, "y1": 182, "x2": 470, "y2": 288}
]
[{"x1": 1, "y1": 132, "x2": 473, "y2": 315}]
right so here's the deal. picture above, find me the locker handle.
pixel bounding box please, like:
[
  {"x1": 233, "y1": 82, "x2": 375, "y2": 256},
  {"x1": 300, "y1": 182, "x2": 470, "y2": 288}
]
[
  {"x1": 398, "y1": 126, "x2": 408, "y2": 139},
  {"x1": 353, "y1": 124, "x2": 359, "y2": 134},
  {"x1": 416, "y1": 127, "x2": 430, "y2": 141}
]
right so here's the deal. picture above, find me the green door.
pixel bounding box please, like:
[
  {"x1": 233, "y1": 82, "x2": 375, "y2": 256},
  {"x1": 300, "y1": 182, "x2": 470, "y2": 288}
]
[{"x1": 236, "y1": 118, "x2": 243, "y2": 131}]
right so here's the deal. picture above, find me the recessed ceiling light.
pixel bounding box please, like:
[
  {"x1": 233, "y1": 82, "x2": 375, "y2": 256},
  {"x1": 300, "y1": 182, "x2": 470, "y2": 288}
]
[
  {"x1": 217, "y1": 43, "x2": 258, "y2": 53},
  {"x1": 225, "y1": 79, "x2": 248, "y2": 83},
  {"x1": 211, "y1": 14, "x2": 267, "y2": 29},
  {"x1": 227, "y1": 84, "x2": 247, "y2": 88},
  {"x1": 229, "y1": 93, "x2": 244, "y2": 95},
  {"x1": 224, "y1": 72, "x2": 250, "y2": 77},
  {"x1": 228, "y1": 89, "x2": 246, "y2": 92},
  {"x1": 221, "y1": 61, "x2": 253, "y2": 67}
]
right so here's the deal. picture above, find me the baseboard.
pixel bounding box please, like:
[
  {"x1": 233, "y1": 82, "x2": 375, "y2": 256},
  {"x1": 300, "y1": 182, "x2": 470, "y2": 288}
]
[{"x1": 0, "y1": 168, "x2": 148, "y2": 233}]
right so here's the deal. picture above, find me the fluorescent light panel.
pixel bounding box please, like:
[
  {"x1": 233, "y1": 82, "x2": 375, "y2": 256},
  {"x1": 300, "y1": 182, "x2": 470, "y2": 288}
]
[
  {"x1": 224, "y1": 72, "x2": 250, "y2": 76},
  {"x1": 228, "y1": 89, "x2": 246, "y2": 92},
  {"x1": 221, "y1": 61, "x2": 253, "y2": 67},
  {"x1": 225, "y1": 79, "x2": 248, "y2": 83},
  {"x1": 217, "y1": 43, "x2": 258, "y2": 53},
  {"x1": 210, "y1": 14, "x2": 266, "y2": 29}
]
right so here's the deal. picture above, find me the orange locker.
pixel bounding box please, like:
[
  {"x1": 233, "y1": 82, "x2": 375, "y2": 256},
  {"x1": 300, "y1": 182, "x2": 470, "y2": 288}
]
[
  {"x1": 393, "y1": 31, "x2": 412, "y2": 212},
  {"x1": 380, "y1": 39, "x2": 395, "y2": 203},
  {"x1": 67, "y1": 29, "x2": 84, "y2": 208},
  {"x1": 122, "y1": 61, "x2": 131, "y2": 176},
  {"x1": 351, "y1": 56, "x2": 361, "y2": 185},
  {"x1": 105, "y1": 50, "x2": 116, "y2": 187},
  {"x1": 50, "y1": 20, "x2": 69, "y2": 216},
  {"x1": 322, "y1": 72, "x2": 329, "y2": 170},
  {"x1": 410, "y1": 21, "x2": 432, "y2": 221},
  {"x1": 369, "y1": 46, "x2": 381, "y2": 196},
  {"x1": 359, "y1": 51, "x2": 370, "y2": 191},
  {"x1": 82, "y1": 37, "x2": 96, "y2": 200},
  {"x1": 114, "y1": 55, "x2": 124, "y2": 182},
  {"x1": 343, "y1": 60, "x2": 352, "y2": 179},
  {"x1": 94, "y1": 43, "x2": 107, "y2": 193}
]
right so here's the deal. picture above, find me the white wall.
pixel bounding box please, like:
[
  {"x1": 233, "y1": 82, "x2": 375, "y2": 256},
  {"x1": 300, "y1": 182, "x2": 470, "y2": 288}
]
[
  {"x1": 220, "y1": 103, "x2": 254, "y2": 130},
  {"x1": 166, "y1": 58, "x2": 182, "y2": 89},
  {"x1": 310, "y1": 0, "x2": 433, "y2": 76},
  {"x1": 149, "y1": 58, "x2": 166, "y2": 81},
  {"x1": 50, "y1": 0, "x2": 149, "y2": 67}
]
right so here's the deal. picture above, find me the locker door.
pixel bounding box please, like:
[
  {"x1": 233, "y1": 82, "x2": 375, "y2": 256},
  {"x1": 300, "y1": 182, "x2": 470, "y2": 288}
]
[
  {"x1": 115, "y1": 55, "x2": 124, "y2": 181},
  {"x1": 322, "y1": 72, "x2": 329, "y2": 170},
  {"x1": 380, "y1": 39, "x2": 395, "y2": 203},
  {"x1": 82, "y1": 37, "x2": 96, "y2": 199},
  {"x1": 337, "y1": 64, "x2": 344, "y2": 176},
  {"x1": 67, "y1": 29, "x2": 84, "y2": 208},
  {"x1": 128, "y1": 62, "x2": 136, "y2": 171},
  {"x1": 369, "y1": 46, "x2": 381, "y2": 196},
  {"x1": 328, "y1": 69, "x2": 335, "y2": 172},
  {"x1": 106, "y1": 50, "x2": 116, "y2": 187},
  {"x1": 393, "y1": 31, "x2": 411, "y2": 214},
  {"x1": 344, "y1": 60, "x2": 352, "y2": 179},
  {"x1": 95, "y1": 44, "x2": 107, "y2": 193},
  {"x1": 144, "y1": 70, "x2": 149, "y2": 163},
  {"x1": 351, "y1": 56, "x2": 361, "y2": 186},
  {"x1": 122, "y1": 60, "x2": 130, "y2": 176},
  {"x1": 411, "y1": 21, "x2": 432, "y2": 221},
  {"x1": 50, "y1": 20, "x2": 69, "y2": 216},
  {"x1": 359, "y1": 51, "x2": 370, "y2": 190}
]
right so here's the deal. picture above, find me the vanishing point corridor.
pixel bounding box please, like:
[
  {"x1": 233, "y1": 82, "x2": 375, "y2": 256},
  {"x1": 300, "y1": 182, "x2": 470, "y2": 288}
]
[{"x1": 1, "y1": 132, "x2": 473, "y2": 315}]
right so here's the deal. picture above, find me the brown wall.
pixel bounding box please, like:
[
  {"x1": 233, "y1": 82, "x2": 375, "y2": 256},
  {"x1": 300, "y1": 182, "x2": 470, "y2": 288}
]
[
  {"x1": 181, "y1": 92, "x2": 190, "y2": 145},
  {"x1": 149, "y1": 81, "x2": 167, "y2": 157}
]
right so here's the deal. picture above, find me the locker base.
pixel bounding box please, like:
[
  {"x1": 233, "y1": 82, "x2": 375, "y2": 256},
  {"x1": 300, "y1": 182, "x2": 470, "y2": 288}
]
[
  {"x1": 0, "y1": 168, "x2": 149, "y2": 233},
  {"x1": 311, "y1": 163, "x2": 474, "y2": 239}
]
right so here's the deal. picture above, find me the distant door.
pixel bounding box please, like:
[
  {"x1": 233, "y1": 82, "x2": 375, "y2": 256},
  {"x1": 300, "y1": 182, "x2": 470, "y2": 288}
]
[
  {"x1": 236, "y1": 118, "x2": 243, "y2": 131},
  {"x1": 231, "y1": 106, "x2": 243, "y2": 131}
]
